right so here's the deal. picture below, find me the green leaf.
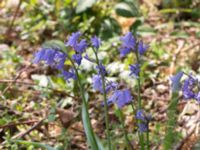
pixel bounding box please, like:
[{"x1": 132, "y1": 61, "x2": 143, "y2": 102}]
[
  {"x1": 11, "y1": 140, "x2": 57, "y2": 150},
  {"x1": 163, "y1": 92, "x2": 180, "y2": 150},
  {"x1": 42, "y1": 40, "x2": 68, "y2": 54},
  {"x1": 76, "y1": 0, "x2": 97, "y2": 13},
  {"x1": 82, "y1": 100, "x2": 107, "y2": 150},
  {"x1": 115, "y1": 2, "x2": 138, "y2": 17},
  {"x1": 130, "y1": 19, "x2": 142, "y2": 34}
]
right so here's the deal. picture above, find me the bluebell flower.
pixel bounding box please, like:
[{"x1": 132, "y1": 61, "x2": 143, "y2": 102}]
[
  {"x1": 66, "y1": 31, "x2": 81, "y2": 48},
  {"x1": 92, "y1": 75, "x2": 117, "y2": 93},
  {"x1": 54, "y1": 51, "x2": 67, "y2": 70},
  {"x1": 33, "y1": 48, "x2": 67, "y2": 71},
  {"x1": 136, "y1": 109, "x2": 151, "y2": 132},
  {"x1": 170, "y1": 71, "x2": 184, "y2": 92},
  {"x1": 33, "y1": 48, "x2": 46, "y2": 64},
  {"x1": 72, "y1": 54, "x2": 82, "y2": 65},
  {"x1": 120, "y1": 32, "x2": 136, "y2": 49},
  {"x1": 61, "y1": 70, "x2": 76, "y2": 82},
  {"x1": 105, "y1": 81, "x2": 118, "y2": 92},
  {"x1": 74, "y1": 39, "x2": 87, "y2": 53},
  {"x1": 91, "y1": 36, "x2": 101, "y2": 49},
  {"x1": 182, "y1": 75, "x2": 196, "y2": 99},
  {"x1": 43, "y1": 49, "x2": 57, "y2": 66},
  {"x1": 92, "y1": 75, "x2": 103, "y2": 93},
  {"x1": 118, "y1": 47, "x2": 131, "y2": 57},
  {"x1": 96, "y1": 64, "x2": 107, "y2": 76},
  {"x1": 129, "y1": 64, "x2": 140, "y2": 78},
  {"x1": 136, "y1": 109, "x2": 146, "y2": 121},
  {"x1": 138, "y1": 123, "x2": 148, "y2": 133},
  {"x1": 138, "y1": 41, "x2": 148, "y2": 55},
  {"x1": 108, "y1": 89, "x2": 132, "y2": 108}
]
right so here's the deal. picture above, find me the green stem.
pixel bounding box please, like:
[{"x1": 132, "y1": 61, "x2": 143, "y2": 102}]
[
  {"x1": 118, "y1": 109, "x2": 133, "y2": 150},
  {"x1": 135, "y1": 51, "x2": 145, "y2": 150},
  {"x1": 93, "y1": 49, "x2": 112, "y2": 150},
  {"x1": 146, "y1": 128, "x2": 150, "y2": 150},
  {"x1": 70, "y1": 58, "x2": 99, "y2": 150}
]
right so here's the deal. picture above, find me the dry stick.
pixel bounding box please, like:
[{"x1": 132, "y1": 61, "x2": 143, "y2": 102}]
[
  {"x1": 0, "y1": 80, "x2": 35, "y2": 85},
  {"x1": 6, "y1": 0, "x2": 22, "y2": 34},
  {"x1": 2, "y1": 64, "x2": 32, "y2": 95},
  {"x1": 181, "y1": 41, "x2": 200, "y2": 53},
  {"x1": 174, "y1": 127, "x2": 195, "y2": 150},
  {"x1": 0, "y1": 120, "x2": 39, "y2": 129},
  {"x1": 1, "y1": 118, "x2": 46, "y2": 145},
  {"x1": 12, "y1": 118, "x2": 45, "y2": 139}
]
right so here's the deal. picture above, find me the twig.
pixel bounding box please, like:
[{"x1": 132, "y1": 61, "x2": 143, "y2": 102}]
[
  {"x1": 0, "y1": 120, "x2": 39, "y2": 129},
  {"x1": 12, "y1": 118, "x2": 45, "y2": 139},
  {"x1": 70, "y1": 127, "x2": 85, "y2": 134},
  {"x1": 0, "y1": 80, "x2": 35, "y2": 85},
  {"x1": 174, "y1": 128, "x2": 195, "y2": 150},
  {"x1": 2, "y1": 64, "x2": 32, "y2": 95},
  {"x1": 6, "y1": 0, "x2": 22, "y2": 34},
  {"x1": 181, "y1": 41, "x2": 200, "y2": 53}
]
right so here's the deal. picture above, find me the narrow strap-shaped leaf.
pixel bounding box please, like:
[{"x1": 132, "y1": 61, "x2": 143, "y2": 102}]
[
  {"x1": 82, "y1": 101, "x2": 107, "y2": 150},
  {"x1": 163, "y1": 92, "x2": 179, "y2": 150}
]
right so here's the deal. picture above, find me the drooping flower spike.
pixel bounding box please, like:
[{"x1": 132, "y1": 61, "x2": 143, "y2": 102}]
[
  {"x1": 171, "y1": 72, "x2": 200, "y2": 103},
  {"x1": 33, "y1": 48, "x2": 67, "y2": 71},
  {"x1": 182, "y1": 75, "x2": 197, "y2": 100},
  {"x1": 119, "y1": 32, "x2": 148, "y2": 57}
]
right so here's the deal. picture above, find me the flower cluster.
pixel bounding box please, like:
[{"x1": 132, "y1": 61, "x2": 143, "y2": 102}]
[
  {"x1": 33, "y1": 48, "x2": 67, "y2": 70},
  {"x1": 88, "y1": 35, "x2": 134, "y2": 109},
  {"x1": 119, "y1": 32, "x2": 148, "y2": 57},
  {"x1": 182, "y1": 75, "x2": 200, "y2": 103},
  {"x1": 33, "y1": 31, "x2": 153, "y2": 148},
  {"x1": 66, "y1": 31, "x2": 87, "y2": 65},
  {"x1": 119, "y1": 32, "x2": 152, "y2": 133},
  {"x1": 119, "y1": 32, "x2": 148, "y2": 79},
  {"x1": 33, "y1": 31, "x2": 90, "y2": 82},
  {"x1": 107, "y1": 89, "x2": 133, "y2": 108},
  {"x1": 33, "y1": 48, "x2": 76, "y2": 81},
  {"x1": 171, "y1": 72, "x2": 200, "y2": 103}
]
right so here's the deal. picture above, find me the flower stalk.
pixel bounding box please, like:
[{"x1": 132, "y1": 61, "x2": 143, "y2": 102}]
[
  {"x1": 93, "y1": 48, "x2": 112, "y2": 150},
  {"x1": 135, "y1": 47, "x2": 145, "y2": 150},
  {"x1": 70, "y1": 58, "x2": 99, "y2": 150}
]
